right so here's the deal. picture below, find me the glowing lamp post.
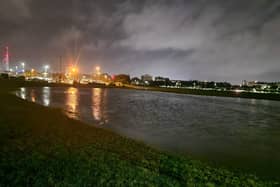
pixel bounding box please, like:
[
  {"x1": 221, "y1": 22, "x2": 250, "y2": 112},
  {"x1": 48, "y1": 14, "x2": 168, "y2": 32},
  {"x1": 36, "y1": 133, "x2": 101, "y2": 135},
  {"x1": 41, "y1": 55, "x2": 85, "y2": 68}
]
[
  {"x1": 31, "y1": 68, "x2": 35, "y2": 78},
  {"x1": 95, "y1": 66, "x2": 101, "y2": 76},
  {"x1": 21, "y1": 62, "x2": 25, "y2": 72},
  {"x1": 71, "y1": 67, "x2": 77, "y2": 73},
  {"x1": 70, "y1": 66, "x2": 78, "y2": 82},
  {"x1": 44, "y1": 65, "x2": 49, "y2": 72},
  {"x1": 15, "y1": 66, "x2": 18, "y2": 75},
  {"x1": 96, "y1": 66, "x2": 100, "y2": 72},
  {"x1": 43, "y1": 65, "x2": 50, "y2": 79}
]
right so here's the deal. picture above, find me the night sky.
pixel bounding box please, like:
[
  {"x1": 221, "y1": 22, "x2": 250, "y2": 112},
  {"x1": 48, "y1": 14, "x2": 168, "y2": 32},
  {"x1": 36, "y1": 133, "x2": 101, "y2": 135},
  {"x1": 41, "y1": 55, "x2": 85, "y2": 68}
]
[{"x1": 1, "y1": 0, "x2": 280, "y2": 83}]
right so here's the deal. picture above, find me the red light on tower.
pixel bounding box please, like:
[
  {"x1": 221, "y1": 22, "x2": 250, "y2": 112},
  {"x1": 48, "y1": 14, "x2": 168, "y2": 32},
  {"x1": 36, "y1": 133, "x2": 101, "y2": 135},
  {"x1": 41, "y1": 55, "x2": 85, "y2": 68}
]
[
  {"x1": 3, "y1": 46, "x2": 10, "y2": 72},
  {"x1": 112, "y1": 75, "x2": 115, "y2": 81}
]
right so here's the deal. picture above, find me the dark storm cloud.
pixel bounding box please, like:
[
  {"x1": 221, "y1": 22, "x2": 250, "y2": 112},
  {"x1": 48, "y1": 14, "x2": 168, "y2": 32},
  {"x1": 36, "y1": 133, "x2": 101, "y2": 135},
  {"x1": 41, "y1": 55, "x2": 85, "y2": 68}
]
[
  {"x1": 119, "y1": 0, "x2": 280, "y2": 82},
  {"x1": 0, "y1": 0, "x2": 31, "y2": 21},
  {"x1": 1, "y1": 0, "x2": 280, "y2": 83}
]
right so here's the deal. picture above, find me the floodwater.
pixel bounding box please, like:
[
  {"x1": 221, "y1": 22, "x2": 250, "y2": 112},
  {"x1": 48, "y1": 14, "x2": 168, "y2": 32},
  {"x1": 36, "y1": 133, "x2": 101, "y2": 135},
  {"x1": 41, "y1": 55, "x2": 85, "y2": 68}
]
[{"x1": 16, "y1": 87, "x2": 280, "y2": 179}]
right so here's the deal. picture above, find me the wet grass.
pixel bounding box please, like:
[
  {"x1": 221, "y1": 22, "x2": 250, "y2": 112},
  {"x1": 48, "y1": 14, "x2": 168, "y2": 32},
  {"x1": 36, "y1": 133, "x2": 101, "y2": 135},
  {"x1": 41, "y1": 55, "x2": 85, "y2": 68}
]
[{"x1": 0, "y1": 79, "x2": 279, "y2": 186}]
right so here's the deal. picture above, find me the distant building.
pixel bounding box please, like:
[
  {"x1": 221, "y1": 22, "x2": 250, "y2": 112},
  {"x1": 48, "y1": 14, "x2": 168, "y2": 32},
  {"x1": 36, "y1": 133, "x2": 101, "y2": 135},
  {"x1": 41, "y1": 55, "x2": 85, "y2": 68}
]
[
  {"x1": 101, "y1": 73, "x2": 112, "y2": 81},
  {"x1": 153, "y1": 76, "x2": 171, "y2": 87},
  {"x1": 242, "y1": 80, "x2": 248, "y2": 86},
  {"x1": 247, "y1": 81, "x2": 258, "y2": 87},
  {"x1": 175, "y1": 81, "x2": 182, "y2": 87},
  {"x1": 24, "y1": 69, "x2": 40, "y2": 80},
  {"x1": 247, "y1": 81, "x2": 270, "y2": 90},
  {"x1": 80, "y1": 74, "x2": 93, "y2": 84},
  {"x1": 154, "y1": 76, "x2": 169, "y2": 82},
  {"x1": 131, "y1": 77, "x2": 141, "y2": 85},
  {"x1": 114, "y1": 74, "x2": 130, "y2": 84},
  {"x1": 141, "y1": 74, "x2": 153, "y2": 82},
  {"x1": 141, "y1": 74, "x2": 153, "y2": 85}
]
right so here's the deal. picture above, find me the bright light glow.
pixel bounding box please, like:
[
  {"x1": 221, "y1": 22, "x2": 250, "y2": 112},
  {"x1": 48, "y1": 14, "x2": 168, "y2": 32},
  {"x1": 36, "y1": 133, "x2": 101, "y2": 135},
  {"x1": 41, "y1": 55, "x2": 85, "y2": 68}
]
[
  {"x1": 20, "y1": 88, "x2": 26, "y2": 100},
  {"x1": 71, "y1": 67, "x2": 77, "y2": 73},
  {"x1": 234, "y1": 89, "x2": 244, "y2": 93},
  {"x1": 44, "y1": 65, "x2": 50, "y2": 70},
  {"x1": 31, "y1": 90, "x2": 36, "y2": 102},
  {"x1": 95, "y1": 66, "x2": 101, "y2": 72},
  {"x1": 21, "y1": 62, "x2": 25, "y2": 67},
  {"x1": 42, "y1": 87, "x2": 50, "y2": 106},
  {"x1": 66, "y1": 87, "x2": 78, "y2": 118},
  {"x1": 92, "y1": 88, "x2": 102, "y2": 121}
]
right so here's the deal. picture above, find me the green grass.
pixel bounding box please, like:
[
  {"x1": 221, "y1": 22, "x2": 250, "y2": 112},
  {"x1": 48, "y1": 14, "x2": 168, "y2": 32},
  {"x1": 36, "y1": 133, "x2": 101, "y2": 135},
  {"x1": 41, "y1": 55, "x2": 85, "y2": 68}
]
[{"x1": 0, "y1": 79, "x2": 279, "y2": 186}]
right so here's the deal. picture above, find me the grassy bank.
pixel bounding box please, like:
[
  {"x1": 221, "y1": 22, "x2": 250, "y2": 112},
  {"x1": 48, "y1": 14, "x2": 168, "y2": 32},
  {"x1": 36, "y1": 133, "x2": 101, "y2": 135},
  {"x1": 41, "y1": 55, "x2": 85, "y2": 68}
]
[
  {"x1": 124, "y1": 85, "x2": 280, "y2": 101},
  {"x1": 0, "y1": 80, "x2": 279, "y2": 186}
]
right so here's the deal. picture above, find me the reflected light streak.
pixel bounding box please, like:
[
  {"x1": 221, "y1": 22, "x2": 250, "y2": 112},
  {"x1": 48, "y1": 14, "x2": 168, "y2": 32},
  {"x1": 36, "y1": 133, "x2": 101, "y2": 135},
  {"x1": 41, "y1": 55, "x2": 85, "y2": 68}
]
[
  {"x1": 66, "y1": 87, "x2": 78, "y2": 118},
  {"x1": 42, "y1": 87, "x2": 50, "y2": 106},
  {"x1": 31, "y1": 89, "x2": 36, "y2": 102},
  {"x1": 92, "y1": 88, "x2": 102, "y2": 121},
  {"x1": 250, "y1": 99, "x2": 256, "y2": 105},
  {"x1": 20, "y1": 87, "x2": 26, "y2": 99}
]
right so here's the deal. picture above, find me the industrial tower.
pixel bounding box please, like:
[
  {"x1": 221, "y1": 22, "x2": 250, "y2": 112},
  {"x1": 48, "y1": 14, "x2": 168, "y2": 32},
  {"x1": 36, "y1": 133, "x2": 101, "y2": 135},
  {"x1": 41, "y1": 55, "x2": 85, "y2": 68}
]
[{"x1": 2, "y1": 46, "x2": 10, "y2": 72}]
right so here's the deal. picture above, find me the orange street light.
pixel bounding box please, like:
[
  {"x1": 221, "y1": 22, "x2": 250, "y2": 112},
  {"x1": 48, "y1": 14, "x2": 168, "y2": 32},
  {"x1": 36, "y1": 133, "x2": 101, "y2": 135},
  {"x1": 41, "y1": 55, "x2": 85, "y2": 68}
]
[
  {"x1": 71, "y1": 67, "x2": 78, "y2": 73},
  {"x1": 95, "y1": 66, "x2": 101, "y2": 72}
]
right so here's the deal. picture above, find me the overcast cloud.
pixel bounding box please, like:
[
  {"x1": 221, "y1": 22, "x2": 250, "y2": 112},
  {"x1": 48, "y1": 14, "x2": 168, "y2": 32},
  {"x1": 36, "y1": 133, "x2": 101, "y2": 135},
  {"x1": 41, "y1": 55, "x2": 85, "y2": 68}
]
[{"x1": 1, "y1": 0, "x2": 280, "y2": 83}]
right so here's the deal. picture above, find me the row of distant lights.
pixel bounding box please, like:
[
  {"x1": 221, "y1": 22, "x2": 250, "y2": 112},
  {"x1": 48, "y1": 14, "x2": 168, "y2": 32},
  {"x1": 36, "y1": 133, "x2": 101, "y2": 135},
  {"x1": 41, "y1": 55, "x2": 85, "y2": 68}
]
[
  {"x1": 9, "y1": 62, "x2": 50, "y2": 73},
  {"x1": 10, "y1": 63, "x2": 101, "y2": 74},
  {"x1": 9, "y1": 62, "x2": 25, "y2": 72}
]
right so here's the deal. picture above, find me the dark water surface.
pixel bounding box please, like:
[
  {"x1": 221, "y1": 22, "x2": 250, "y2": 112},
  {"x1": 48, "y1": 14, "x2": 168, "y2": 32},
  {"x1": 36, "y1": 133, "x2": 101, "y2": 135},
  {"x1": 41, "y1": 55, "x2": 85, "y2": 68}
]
[{"x1": 16, "y1": 87, "x2": 280, "y2": 179}]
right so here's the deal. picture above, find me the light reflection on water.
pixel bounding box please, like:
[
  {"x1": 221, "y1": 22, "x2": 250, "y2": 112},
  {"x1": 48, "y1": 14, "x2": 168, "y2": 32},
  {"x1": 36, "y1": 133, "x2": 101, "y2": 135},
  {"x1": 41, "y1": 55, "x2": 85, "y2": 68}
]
[
  {"x1": 19, "y1": 87, "x2": 26, "y2": 99},
  {"x1": 31, "y1": 89, "x2": 36, "y2": 102},
  {"x1": 42, "y1": 87, "x2": 50, "y2": 106},
  {"x1": 92, "y1": 88, "x2": 102, "y2": 121},
  {"x1": 60, "y1": 87, "x2": 108, "y2": 123},
  {"x1": 16, "y1": 87, "x2": 280, "y2": 179},
  {"x1": 90, "y1": 88, "x2": 108, "y2": 125},
  {"x1": 66, "y1": 87, "x2": 78, "y2": 118}
]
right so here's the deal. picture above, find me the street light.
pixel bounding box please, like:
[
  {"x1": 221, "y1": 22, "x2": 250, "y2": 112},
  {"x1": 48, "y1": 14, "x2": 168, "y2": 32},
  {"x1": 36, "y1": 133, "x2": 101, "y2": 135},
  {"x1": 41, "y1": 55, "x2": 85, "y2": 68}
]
[
  {"x1": 71, "y1": 67, "x2": 77, "y2": 73},
  {"x1": 15, "y1": 66, "x2": 18, "y2": 75},
  {"x1": 44, "y1": 65, "x2": 50, "y2": 72},
  {"x1": 70, "y1": 66, "x2": 78, "y2": 82},
  {"x1": 43, "y1": 65, "x2": 50, "y2": 79},
  {"x1": 21, "y1": 62, "x2": 25, "y2": 72},
  {"x1": 95, "y1": 66, "x2": 100, "y2": 72},
  {"x1": 95, "y1": 66, "x2": 101, "y2": 76}
]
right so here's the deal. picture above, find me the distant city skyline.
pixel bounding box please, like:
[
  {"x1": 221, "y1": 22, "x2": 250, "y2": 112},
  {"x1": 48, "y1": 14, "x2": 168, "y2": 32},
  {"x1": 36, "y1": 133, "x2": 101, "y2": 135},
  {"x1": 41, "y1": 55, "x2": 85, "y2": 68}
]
[
  {"x1": 3, "y1": 56, "x2": 280, "y2": 85},
  {"x1": 1, "y1": 0, "x2": 280, "y2": 84}
]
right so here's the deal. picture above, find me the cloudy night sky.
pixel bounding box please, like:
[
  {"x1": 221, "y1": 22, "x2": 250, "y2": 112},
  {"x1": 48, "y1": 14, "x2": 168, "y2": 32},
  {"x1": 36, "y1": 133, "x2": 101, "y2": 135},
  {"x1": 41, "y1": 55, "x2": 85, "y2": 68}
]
[{"x1": 1, "y1": 0, "x2": 280, "y2": 83}]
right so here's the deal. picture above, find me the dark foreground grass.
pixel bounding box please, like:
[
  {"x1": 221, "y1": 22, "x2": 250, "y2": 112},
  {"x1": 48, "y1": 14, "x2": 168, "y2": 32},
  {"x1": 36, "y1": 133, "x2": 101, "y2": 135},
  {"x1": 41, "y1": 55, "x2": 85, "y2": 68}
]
[{"x1": 0, "y1": 80, "x2": 279, "y2": 186}]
